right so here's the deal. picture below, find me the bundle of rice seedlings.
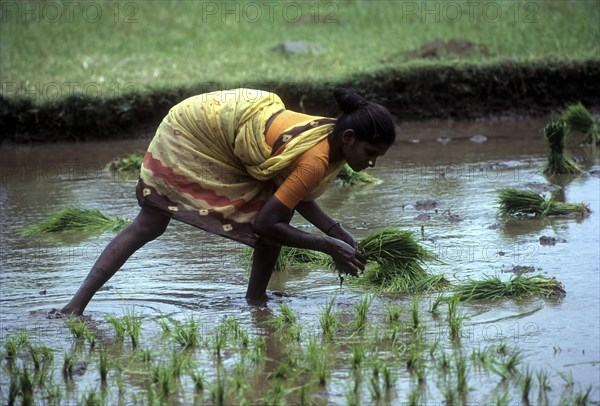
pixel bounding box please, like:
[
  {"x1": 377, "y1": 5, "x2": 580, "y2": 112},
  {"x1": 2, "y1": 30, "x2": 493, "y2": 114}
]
[
  {"x1": 348, "y1": 228, "x2": 450, "y2": 293},
  {"x1": 107, "y1": 152, "x2": 144, "y2": 174},
  {"x1": 561, "y1": 102, "x2": 600, "y2": 145},
  {"x1": 542, "y1": 120, "x2": 583, "y2": 176},
  {"x1": 240, "y1": 246, "x2": 329, "y2": 272},
  {"x1": 336, "y1": 163, "x2": 379, "y2": 186},
  {"x1": 20, "y1": 207, "x2": 130, "y2": 235},
  {"x1": 454, "y1": 274, "x2": 565, "y2": 302},
  {"x1": 497, "y1": 188, "x2": 590, "y2": 217}
]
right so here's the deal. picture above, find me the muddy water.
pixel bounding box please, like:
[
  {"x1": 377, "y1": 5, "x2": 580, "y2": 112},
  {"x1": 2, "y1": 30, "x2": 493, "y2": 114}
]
[{"x1": 1, "y1": 115, "x2": 599, "y2": 403}]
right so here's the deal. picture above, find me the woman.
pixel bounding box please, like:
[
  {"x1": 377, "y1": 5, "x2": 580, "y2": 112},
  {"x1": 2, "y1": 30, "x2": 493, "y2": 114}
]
[{"x1": 61, "y1": 87, "x2": 396, "y2": 316}]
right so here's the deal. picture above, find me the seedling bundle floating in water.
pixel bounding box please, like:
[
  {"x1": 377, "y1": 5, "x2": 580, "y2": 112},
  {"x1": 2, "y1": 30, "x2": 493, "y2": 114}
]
[
  {"x1": 107, "y1": 152, "x2": 144, "y2": 174},
  {"x1": 497, "y1": 188, "x2": 590, "y2": 217},
  {"x1": 542, "y1": 119, "x2": 583, "y2": 176},
  {"x1": 453, "y1": 274, "x2": 566, "y2": 302},
  {"x1": 20, "y1": 207, "x2": 130, "y2": 235},
  {"x1": 336, "y1": 163, "x2": 379, "y2": 186},
  {"x1": 561, "y1": 102, "x2": 600, "y2": 145}
]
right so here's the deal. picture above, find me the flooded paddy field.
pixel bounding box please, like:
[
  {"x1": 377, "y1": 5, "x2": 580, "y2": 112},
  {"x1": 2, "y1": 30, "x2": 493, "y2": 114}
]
[{"x1": 1, "y1": 115, "x2": 599, "y2": 404}]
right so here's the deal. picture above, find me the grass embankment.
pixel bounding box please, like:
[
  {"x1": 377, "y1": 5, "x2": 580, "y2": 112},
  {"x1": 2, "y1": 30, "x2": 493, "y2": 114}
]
[{"x1": 1, "y1": 1, "x2": 599, "y2": 141}]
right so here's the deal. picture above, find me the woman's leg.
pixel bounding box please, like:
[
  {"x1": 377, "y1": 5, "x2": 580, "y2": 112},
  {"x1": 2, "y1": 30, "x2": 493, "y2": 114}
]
[
  {"x1": 61, "y1": 206, "x2": 170, "y2": 316},
  {"x1": 245, "y1": 210, "x2": 294, "y2": 302},
  {"x1": 246, "y1": 240, "x2": 282, "y2": 302}
]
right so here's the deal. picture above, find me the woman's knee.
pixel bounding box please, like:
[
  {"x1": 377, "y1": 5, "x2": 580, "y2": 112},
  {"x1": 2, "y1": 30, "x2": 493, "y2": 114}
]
[{"x1": 131, "y1": 208, "x2": 169, "y2": 240}]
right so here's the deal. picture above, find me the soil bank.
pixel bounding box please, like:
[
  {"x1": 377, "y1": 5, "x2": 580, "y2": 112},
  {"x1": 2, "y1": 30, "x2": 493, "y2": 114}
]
[{"x1": 1, "y1": 59, "x2": 599, "y2": 143}]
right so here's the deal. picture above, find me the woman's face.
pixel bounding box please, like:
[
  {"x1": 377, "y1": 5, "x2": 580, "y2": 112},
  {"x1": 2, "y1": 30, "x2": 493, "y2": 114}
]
[{"x1": 342, "y1": 130, "x2": 390, "y2": 172}]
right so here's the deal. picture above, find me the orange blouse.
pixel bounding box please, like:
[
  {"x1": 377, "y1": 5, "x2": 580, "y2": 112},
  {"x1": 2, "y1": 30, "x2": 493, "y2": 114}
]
[{"x1": 265, "y1": 111, "x2": 332, "y2": 209}]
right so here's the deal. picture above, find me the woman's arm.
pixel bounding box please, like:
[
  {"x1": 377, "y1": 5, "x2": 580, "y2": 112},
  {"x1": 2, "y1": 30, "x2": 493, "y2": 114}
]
[
  {"x1": 253, "y1": 196, "x2": 365, "y2": 275},
  {"x1": 295, "y1": 200, "x2": 359, "y2": 249}
]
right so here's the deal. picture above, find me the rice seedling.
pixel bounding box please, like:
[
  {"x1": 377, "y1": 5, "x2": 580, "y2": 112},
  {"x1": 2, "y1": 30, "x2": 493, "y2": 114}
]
[
  {"x1": 107, "y1": 152, "x2": 144, "y2": 174},
  {"x1": 3, "y1": 330, "x2": 28, "y2": 359},
  {"x1": 386, "y1": 304, "x2": 403, "y2": 325},
  {"x1": 8, "y1": 374, "x2": 19, "y2": 406},
  {"x1": 559, "y1": 370, "x2": 574, "y2": 389},
  {"x1": 210, "y1": 370, "x2": 227, "y2": 406},
  {"x1": 350, "y1": 228, "x2": 450, "y2": 293},
  {"x1": 337, "y1": 163, "x2": 379, "y2": 186},
  {"x1": 18, "y1": 367, "x2": 35, "y2": 406},
  {"x1": 536, "y1": 369, "x2": 552, "y2": 398},
  {"x1": 249, "y1": 337, "x2": 266, "y2": 364},
  {"x1": 408, "y1": 386, "x2": 421, "y2": 406},
  {"x1": 454, "y1": 274, "x2": 566, "y2": 301},
  {"x1": 44, "y1": 383, "x2": 62, "y2": 405},
  {"x1": 470, "y1": 347, "x2": 492, "y2": 370},
  {"x1": 494, "y1": 391, "x2": 511, "y2": 406},
  {"x1": 490, "y1": 350, "x2": 522, "y2": 380},
  {"x1": 84, "y1": 331, "x2": 96, "y2": 349},
  {"x1": 268, "y1": 303, "x2": 298, "y2": 333},
  {"x1": 381, "y1": 362, "x2": 394, "y2": 390},
  {"x1": 191, "y1": 370, "x2": 205, "y2": 391},
  {"x1": 456, "y1": 355, "x2": 469, "y2": 394},
  {"x1": 151, "y1": 363, "x2": 174, "y2": 398},
  {"x1": 212, "y1": 330, "x2": 226, "y2": 358},
  {"x1": 262, "y1": 381, "x2": 287, "y2": 405},
  {"x1": 20, "y1": 207, "x2": 131, "y2": 235},
  {"x1": 574, "y1": 385, "x2": 593, "y2": 405},
  {"x1": 447, "y1": 295, "x2": 465, "y2": 341},
  {"x1": 123, "y1": 307, "x2": 143, "y2": 348},
  {"x1": 173, "y1": 314, "x2": 201, "y2": 349},
  {"x1": 318, "y1": 297, "x2": 338, "y2": 342},
  {"x1": 155, "y1": 312, "x2": 172, "y2": 335},
  {"x1": 561, "y1": 102, "x2": 600, "y2": 145},
  {"x1": 65, "y1": 317, "x2": 88, "y2": 340},
  {"x1": 306, "y1": 338, "x2": 330, "y2": 386},
  {"x1": 520, "y1": 367, "x2": 533, "y2": 402},
  {"x1": 98, "y1": 349, "x2": 109, "y2": 382},
  {"x1": 62, "y1": 353, "x2": 75, "y2": 377},
  {"x1": 80, "y1": 387, "x2": 102, "y2": 406},
  {"x1": 350, "y1": 344, "x2": 365, "y2": 371},
  {"x1": 369, "y1": 375, "x2": 382, "y2": 400},
  {"x1": 497, "y1": 188, "x2": 589, "y2": 217},
  {"x1": 542, "y1": 119, "x2": 584, "y2": 176},
  {"x1": 409, "y1": 294, "x2": 421, "y2": 331},
  {"x1": 429, "y1": 293, "x2": 447, "y2": 315},
  {"x1": 352, "y1": 295, "x2": 372, "y2": 333},
  {"x1": 104, "y1": 314, "x2": 126, "y2": 340},
  {"x1": 27, "y1": 344, "x2": 54, "y2": 371}
]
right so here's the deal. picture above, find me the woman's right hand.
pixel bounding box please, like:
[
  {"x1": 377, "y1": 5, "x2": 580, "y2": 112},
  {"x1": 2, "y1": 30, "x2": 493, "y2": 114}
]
[{"x1": 326, "y1": 238, "x2": 366, "y2": 276}]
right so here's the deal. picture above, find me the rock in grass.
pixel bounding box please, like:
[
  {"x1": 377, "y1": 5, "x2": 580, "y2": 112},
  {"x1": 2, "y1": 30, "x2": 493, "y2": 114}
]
[
  {"x1": 454, "y1": 274, "x2": 566, "y2": 301},
  {"x1": 497, "y1": 188, "x2": 590, "y2": 217},
  {"x1": 336, "y1": 163, "x2": 379, "y2": 186},
  {"x1": 20, "y1": 207, "x2": 130, "y2": 235}
]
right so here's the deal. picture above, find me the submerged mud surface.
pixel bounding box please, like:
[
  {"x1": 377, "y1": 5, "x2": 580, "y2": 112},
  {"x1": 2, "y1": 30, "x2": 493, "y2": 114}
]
[{"x1": 1, "y1": 116, "x2": 599, "y2": 403}]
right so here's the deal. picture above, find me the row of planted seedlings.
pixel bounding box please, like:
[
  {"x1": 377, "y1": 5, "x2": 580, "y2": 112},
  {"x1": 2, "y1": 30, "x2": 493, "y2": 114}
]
[{"x1": 1, "y1": 290, "x2": 594, "y2": 405}]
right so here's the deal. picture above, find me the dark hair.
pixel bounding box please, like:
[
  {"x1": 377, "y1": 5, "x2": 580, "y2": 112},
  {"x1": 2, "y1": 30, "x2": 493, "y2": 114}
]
[{"x1": 332, "y1": 88, "x2": 396, "y2": 145}]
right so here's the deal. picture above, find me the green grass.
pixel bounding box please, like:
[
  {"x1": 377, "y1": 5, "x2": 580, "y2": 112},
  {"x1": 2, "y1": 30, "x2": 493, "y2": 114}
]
[
  {"x1": 20, "y1": 207, "x2": 130, "y2": 235},
  {"x1": 454, "y1": 274, "x2": 566, "y2": 302},
  {"x1": 349, "y1": 228, "x2": 450, "y2": 293},
  {"x1": 561, "y1": 102, "x2": 600, "y2": 145},
  {"x1": 1, "y1": 1, "x2": 598, "y2": 103},
  {"x1": 497, "y1": 188, "x2": 590, "y2": 217}
]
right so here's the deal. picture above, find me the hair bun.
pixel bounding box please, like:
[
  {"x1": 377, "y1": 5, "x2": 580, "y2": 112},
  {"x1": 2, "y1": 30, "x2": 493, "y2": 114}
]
[{"x1": 334, "y1": 88, "x2": 368, "y2": 114}]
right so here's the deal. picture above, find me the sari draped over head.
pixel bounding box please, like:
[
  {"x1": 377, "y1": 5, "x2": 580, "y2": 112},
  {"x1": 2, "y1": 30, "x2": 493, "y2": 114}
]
[{"x1": 137, "y1": 88, "x2": 343, "y2": 246}]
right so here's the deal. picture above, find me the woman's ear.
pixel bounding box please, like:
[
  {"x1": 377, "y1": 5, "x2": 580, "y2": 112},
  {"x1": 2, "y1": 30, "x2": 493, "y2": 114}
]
[{"x1": 341, "y1": 129, "x2": 356, "y2": 145}]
